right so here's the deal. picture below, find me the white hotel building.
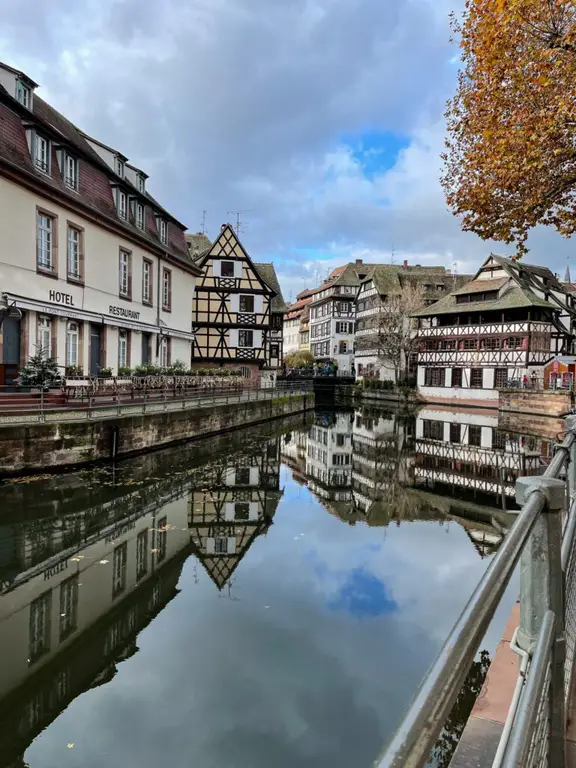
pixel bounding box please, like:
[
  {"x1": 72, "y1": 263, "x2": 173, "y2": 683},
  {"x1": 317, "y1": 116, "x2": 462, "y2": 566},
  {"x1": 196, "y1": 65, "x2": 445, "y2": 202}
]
[{"x1": 0, "y1": 62, "x2": 201, "y2": 383}]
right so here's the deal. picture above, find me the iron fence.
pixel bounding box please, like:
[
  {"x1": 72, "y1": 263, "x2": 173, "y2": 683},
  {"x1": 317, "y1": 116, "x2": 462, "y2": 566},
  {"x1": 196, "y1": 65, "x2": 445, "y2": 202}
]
[
  {"x1": 375, "y1": 418, "x2": 576, "y2": 768},
  {"x1": 0, "y1": 380, "x2": 313, "y2": 425}
]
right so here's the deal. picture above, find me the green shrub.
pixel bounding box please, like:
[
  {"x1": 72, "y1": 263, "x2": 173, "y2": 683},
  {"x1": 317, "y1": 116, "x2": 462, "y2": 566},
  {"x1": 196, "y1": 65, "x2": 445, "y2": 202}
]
[{"x1": 117, "y1": 367, "x2": 133, "y2": 377}]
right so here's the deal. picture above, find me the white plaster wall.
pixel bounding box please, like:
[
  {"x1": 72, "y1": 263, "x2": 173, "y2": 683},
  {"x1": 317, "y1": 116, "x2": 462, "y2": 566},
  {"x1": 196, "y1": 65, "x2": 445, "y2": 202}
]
[{"x1": 0, "y1": 499, "x2": 189, "y2": 697}]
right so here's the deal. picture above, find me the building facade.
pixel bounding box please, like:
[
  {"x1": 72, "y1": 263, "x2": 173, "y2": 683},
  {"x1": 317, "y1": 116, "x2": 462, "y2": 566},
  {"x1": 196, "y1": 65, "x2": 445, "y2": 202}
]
[
  {"x1": 413, "y1": 255, "x2": 576, "y2": 405},
  {"x1": 355, "y1": 264, "x2": 467, "y2": 381},
  {"x1": 0, "y1": 62, "x2": 201, "y2": 382},
  {"x1": 309, "y1": 260, "x2": 375, "y2": 373},
  {"x1": 282, "y1": 289, "x2": 314, "y2": 357},
  {"x1": 189, "y1": 224, "x2": 286, "y2": 380}
]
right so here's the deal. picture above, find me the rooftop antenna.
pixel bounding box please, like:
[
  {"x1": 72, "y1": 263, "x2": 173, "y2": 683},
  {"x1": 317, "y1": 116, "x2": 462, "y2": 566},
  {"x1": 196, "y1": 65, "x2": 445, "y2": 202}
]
[
  {"x1": 226, "y1": 209, "x2": 253, "y2": 235},
  {"x1": 390, "y1": 243, "x2": 396, "y2": 265},
  {"x1": 201, "y1": 210, "x2": 207, "y2": 235}
]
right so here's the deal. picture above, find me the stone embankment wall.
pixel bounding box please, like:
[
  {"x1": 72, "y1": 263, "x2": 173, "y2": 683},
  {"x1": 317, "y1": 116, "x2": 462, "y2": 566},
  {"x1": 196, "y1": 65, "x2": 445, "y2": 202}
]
[
  {"x1": 0, "y1": 393, "x2": 313, "y2": 476},
  {"x1": 499, "y1": 390, "x2": 573, "y2": 417}
]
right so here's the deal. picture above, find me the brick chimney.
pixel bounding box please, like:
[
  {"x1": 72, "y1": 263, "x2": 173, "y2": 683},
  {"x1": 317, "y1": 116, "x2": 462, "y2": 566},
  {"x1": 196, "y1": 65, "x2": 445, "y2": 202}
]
[{"x1": 403, "y1": 259, "x2": 408, "y2": 270}]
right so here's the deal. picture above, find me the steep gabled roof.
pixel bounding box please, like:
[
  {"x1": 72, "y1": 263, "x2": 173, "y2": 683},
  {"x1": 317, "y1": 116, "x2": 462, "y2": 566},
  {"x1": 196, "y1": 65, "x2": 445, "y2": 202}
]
[{"x1": 253, "y1": 263, "x2": 287, "y2": 313}]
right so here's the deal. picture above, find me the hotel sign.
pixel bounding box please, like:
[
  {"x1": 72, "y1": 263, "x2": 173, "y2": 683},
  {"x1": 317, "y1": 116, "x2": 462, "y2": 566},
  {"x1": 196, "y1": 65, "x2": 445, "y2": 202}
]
[{"x1": 49, "y1": 290, "x2": 75, "y2": 306}]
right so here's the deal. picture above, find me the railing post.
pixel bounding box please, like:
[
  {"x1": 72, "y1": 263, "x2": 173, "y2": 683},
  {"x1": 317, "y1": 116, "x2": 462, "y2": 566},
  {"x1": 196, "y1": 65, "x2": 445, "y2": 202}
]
[{"x1": 515, "y1": 475, "x2": 566, "y2": 767}]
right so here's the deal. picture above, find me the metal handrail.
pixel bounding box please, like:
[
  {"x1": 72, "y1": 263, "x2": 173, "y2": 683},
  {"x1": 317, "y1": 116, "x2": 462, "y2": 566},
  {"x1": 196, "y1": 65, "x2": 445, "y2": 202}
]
[{"x1": 375, "y1": 427, "x2": 576, "y2": 768}]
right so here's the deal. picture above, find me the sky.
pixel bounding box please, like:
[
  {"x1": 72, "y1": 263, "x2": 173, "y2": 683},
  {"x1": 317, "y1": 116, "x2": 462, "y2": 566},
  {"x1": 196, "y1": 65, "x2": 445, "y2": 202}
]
[{"x1": 0, "y1": 0, "x2": 573, "y2": 302}]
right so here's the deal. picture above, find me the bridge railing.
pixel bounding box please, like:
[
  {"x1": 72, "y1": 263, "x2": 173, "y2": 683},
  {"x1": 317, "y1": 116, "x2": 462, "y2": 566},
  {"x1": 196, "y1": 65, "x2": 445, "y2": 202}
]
[{"x1": 376, "y1": 417, "x2": 576, "y2": 768}]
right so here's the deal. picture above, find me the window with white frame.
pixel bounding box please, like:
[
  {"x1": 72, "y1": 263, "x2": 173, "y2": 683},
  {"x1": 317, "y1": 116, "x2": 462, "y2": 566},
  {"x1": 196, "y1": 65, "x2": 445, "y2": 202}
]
[
  {"x1": 29, "y1": 591, "x2": 52, "y2": 663},
  {"x1": 66, "y1": 322, "x2": 79, "y2": 367},
  {"x1": 67, "y1": 226, "x2": 81, "y2": 279},
  {"x1": 112, "y1": 542, "x2": 127, "y2": 597},
  {"x1": 214, "y1": 537, "x2": 228, "y2": 554},
  {"x1": 142, "y1": 259, "x2": 152, "y2": 304},
  {"x1": 116, "y1": 157, "x2": 124, "y2": 177},
  {"x1": 64, "y1": 154, "x2": 78, "y2": 190},
  {"x1": 162, "y1": 268, "x2": 172, "y2": 310},
  {"x1": 118, "y1": 330, "x2": 128, "y2": 369},
  {"x1": 37, "y1": 212, "x2": 53, "y2": 270},
  {"x1": 135, "y1": 202, "x2": 145, "y2": 230},
  {"x1": 158, "y1": 218, "x2": 167, "y2": 244},
  {"x1": 34, "y1": 134, "x2": 50, "y2": 173},
  {"x1": 160, "y1": 336, "x2": 170, "y2": 367},
  {"x1": 116, "y1": 190, "x2": 127, "y2": 220},
  {"x1": 59, "y1": 574, "x2": 79, "y2": 641},
  {"x1": 138, "y1": 175, "x2": 145, "y2": 193},
  {"x1": 16, "y1": 80, "x2": 31, "y2": 107},
  {"x1": 38, "y1": 317, "x2": 51, "y2": 359},
  {"x1": 136, "y1": 529, "x2": 148, "y2": 580},
  {"x1": 119, "y1": 250, "x2": 131, "y2": 297}
]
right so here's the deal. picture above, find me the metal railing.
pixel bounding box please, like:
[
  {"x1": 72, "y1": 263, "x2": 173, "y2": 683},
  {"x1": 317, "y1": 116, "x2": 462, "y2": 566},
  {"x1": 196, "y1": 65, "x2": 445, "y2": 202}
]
[
  {"x1": 0, "y1": 380, "x2": 313, "y2": 425},
  {"x1": 376, "y1": 417, "x2": 576, "y2": 768}
]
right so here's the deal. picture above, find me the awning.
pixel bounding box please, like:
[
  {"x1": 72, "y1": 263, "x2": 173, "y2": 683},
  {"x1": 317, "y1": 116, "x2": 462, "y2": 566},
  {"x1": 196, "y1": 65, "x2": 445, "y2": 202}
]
[{"x1": 3, "y1": 294, "x2": 193, "y2": 338}]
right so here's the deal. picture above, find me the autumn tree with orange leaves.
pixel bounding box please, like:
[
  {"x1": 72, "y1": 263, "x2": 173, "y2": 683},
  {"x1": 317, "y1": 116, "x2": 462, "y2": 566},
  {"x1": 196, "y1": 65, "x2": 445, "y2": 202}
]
[{"x1": 442, "y1": 0, "x2": 576, "y2": 257}]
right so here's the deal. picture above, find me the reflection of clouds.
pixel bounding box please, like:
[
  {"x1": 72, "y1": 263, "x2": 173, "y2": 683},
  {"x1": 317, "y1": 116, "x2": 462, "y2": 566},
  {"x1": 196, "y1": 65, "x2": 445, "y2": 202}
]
[{"x1": 25, "y1": 454, "x2": 517, "y2": 768}]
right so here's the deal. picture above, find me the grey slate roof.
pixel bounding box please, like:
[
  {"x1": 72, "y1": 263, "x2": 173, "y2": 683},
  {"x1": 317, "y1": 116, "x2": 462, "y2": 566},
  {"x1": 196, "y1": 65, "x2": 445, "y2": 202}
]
[
  {"x1": 412, "y1": 285, "x2": 551, "y2": 317},
  {"x1": 254, "y1": 263, "x2": 288, "y2": 313},
  {"x1": 185, "y1": 232, "x2": 212, "y2": 260}
]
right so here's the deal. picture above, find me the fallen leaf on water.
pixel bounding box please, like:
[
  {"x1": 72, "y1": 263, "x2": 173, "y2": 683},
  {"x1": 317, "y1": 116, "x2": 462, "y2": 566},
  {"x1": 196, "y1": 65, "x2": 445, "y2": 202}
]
[{"x1": 99, "y1": 560, "x2": 109, "y2": 565}]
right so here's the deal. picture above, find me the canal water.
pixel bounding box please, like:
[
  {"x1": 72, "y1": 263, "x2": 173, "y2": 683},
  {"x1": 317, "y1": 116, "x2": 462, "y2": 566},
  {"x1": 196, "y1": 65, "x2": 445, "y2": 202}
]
[{"x1": 0, "y1": 405, "x2": 544, "y2": 768}]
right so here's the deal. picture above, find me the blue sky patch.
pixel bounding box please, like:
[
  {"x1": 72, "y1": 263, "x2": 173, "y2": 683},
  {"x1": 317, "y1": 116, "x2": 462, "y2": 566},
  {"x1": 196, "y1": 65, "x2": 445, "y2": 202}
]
[
  {"x1": 342, "y1": 129, "x2": 410, "y2": 179},
  {"x1": 328, "y1": 567, "x2": 398, "y2": 619}
]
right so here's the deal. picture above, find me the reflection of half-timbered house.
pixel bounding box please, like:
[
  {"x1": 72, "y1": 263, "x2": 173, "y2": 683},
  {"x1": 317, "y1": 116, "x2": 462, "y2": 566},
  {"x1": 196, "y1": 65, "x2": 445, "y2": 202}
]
[
  {"x1": 189, "y1": 224, "x2": 286, "y2": 380},
  {"x1": 188, "y1": 439, "x2": 282, "y2": 589},
  {"x1": 414, "y1": 406, "x2": 550, "y2": 509},
  {"x1": 413, "y1": 255, "x2": 576, "y2": 405}
]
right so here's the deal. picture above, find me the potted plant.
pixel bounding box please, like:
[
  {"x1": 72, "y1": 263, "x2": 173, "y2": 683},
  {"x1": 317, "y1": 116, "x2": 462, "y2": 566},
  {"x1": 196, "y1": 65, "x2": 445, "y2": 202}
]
[
  {"x1": 18, "y1": 350, "x2": 61, "y2": 392},
  {"x1": 65, "y1": 365, "x2": 84, "y2": 378},
  {"x1": 117, "y1": 366, "x2": 133, "y2": 378},
  {"x1": 98, "y1": 367, "x2": 113, "y2": 378}
]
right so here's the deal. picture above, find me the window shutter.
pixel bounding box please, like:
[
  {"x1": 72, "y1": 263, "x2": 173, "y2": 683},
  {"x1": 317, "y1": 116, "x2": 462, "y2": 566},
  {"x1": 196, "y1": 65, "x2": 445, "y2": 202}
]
[
  {"x1": 230, "y1": 295, "x2": 239, "y2": 313},
  {"x1": 229, "y1": 330, "x2": 238, "y2": 348}
]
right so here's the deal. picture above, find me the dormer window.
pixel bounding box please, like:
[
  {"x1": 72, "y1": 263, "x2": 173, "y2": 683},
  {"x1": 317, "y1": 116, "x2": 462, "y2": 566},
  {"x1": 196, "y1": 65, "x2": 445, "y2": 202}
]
[
  {"x1": 116, "y1": 157, "x2": 124, "y2": 177},
  {"x1": 138, "y1": 175, "x2": 145, "y2": 193},
  {"x1": 16, "y1": 80, "x2": 31, "y2": 108},
  {"x1": 116, "y1": 189, "x2": 127, "y2": 220},
  {"x1": 34, "y1": 134, "x2": 50, "y2": 174},
  {"x1": 135, "y1": 202, "x2": 145, "y2": 230},
  {"x1": 158, "y1": 218, "x2": 167, "y2": 245},
  {"x1": 64, "y1": 153, "x2": 78, "y2": 190}
]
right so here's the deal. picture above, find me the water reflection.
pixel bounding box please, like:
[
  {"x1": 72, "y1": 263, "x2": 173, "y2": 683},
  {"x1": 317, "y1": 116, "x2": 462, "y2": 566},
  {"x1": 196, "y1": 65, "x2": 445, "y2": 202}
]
[{"x1": 0, "y1": 406, "x2": 546, "y2": 767}]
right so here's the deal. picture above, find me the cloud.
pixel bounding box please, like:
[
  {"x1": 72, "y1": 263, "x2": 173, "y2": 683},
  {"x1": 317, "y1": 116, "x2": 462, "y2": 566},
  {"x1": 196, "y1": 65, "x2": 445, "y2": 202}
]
[{"x1": 0, "y1": 0, "x2": 571, "y2": 302}]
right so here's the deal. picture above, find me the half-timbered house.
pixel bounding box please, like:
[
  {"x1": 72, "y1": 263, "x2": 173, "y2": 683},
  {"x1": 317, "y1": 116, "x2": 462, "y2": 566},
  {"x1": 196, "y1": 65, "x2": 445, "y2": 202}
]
[
  {"x1": 413, "y1": 255, "x2": 576, "y2": 405},
  {"x1": 187, "y1": 438, "x2": 282, "y2": 590},
  {"x1": 355, "y1": 264, "x2": 467, "y2": 381},
  {"x1": 189, "y1": 224, "x2": 286, "y2": 380}
]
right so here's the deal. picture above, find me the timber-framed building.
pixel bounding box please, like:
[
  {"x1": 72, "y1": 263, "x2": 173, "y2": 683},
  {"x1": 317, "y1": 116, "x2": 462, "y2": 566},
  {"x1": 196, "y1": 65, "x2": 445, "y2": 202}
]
[
  {"x1": 188, "y1": 224, "x2": 286, "y2": 381},
  {"x1": 413, "y1": 255, "x2": 576, "y2": 405}
]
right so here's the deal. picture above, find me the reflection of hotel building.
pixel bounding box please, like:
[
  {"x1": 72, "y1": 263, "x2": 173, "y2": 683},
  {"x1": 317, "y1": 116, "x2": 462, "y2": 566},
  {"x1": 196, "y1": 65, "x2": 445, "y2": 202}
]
[
  {"x1": 0, "y1": 61, "x2": 201, "y2": 383},
  {"x1": 0, "y1": 495, "x2": 190, "y2": 764},
  {"x1": 188, "y1": 438, "x2": 283, "y2": 589},
  {"x1": 413, "y1": 407, "x2": 550, "y2": 506}
]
